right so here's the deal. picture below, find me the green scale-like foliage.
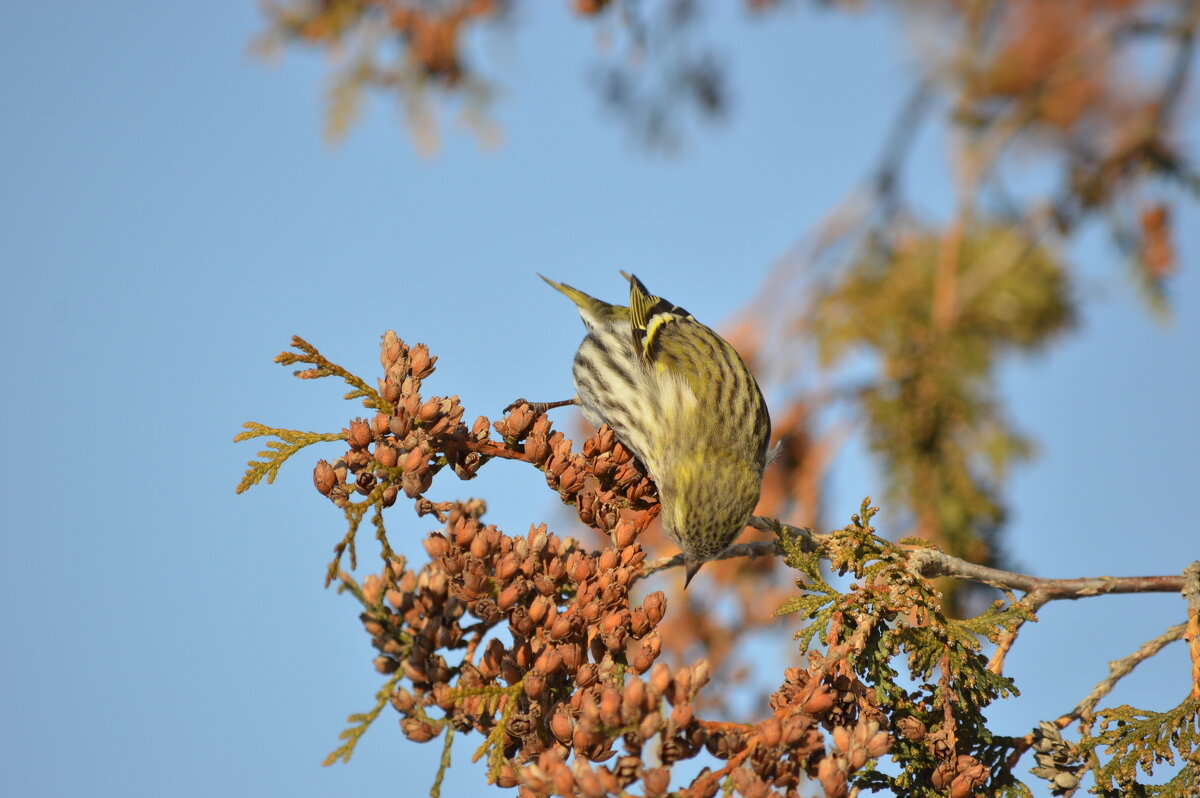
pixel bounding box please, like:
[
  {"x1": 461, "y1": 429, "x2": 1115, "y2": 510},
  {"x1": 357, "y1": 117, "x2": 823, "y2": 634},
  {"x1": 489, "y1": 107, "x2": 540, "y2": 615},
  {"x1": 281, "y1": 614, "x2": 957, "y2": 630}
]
[
  {"x1": 1085, "y1": 698, "x2": 1200, "y2": 796},
  {"x1": 776, "y1": 500, "x2": 1034, "y2": 796}
]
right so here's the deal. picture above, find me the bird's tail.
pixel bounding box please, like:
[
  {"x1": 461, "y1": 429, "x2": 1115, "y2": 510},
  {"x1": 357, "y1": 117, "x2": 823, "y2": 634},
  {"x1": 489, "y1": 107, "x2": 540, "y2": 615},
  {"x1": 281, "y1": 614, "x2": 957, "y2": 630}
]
[{"x1": 539, "y1": 274, "x2": 616, "y2": 325}]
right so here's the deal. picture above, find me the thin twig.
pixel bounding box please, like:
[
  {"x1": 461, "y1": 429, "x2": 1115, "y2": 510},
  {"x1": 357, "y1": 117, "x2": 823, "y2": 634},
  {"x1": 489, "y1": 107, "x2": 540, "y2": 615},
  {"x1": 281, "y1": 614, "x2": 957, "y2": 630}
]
[
  {"x1": 873, "y1": 80, "x2": 934, "y2": 211},
  {"x1": 1003, "y1": 621, "x2": 1188, "y2": 773},
  {"x1": 458, "y1": 437, "x2": 534, "y2": 462},
  {"x1": 642, "y1": 539, "x2": 782, "y2": 578},
  {"x1": 1068, "y1": 622, "x2": 1188, "y2": 722},
  {"x1": 987, "y1": 592, "x2": 1049, "y2": 676},
  {"x1": 1152, "y1": 0, "x2": 1199, "y2": 129}
]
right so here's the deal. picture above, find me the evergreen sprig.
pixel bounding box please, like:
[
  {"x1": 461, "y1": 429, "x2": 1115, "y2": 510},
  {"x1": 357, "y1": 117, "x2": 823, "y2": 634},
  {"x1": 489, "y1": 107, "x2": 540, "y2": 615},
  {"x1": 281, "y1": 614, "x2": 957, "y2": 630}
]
[
  {"x1": 779, "y1": 499, "x2": 1026, "y2": 796},
  {"x1": 233, "y1": 423, "x2": 346, "y2": 494},
  {"x1": 274, "y1": 334, "x2": 390, "y2": 413},
  {"x1": 1086, "y1": 697, "x2": 1199, "y2": 796},
  {"x1": 322, "y1": 669, "x2": 406, "y2": 767}
]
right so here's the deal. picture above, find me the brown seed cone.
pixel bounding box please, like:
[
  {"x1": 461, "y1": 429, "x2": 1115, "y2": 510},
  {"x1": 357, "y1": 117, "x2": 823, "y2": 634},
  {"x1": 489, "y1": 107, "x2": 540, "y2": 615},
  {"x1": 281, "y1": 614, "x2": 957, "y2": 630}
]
[
  {"x1": 642, "y1": 767, "x2": 670, "y2": 798},
  {"x1": 817, "y1": 756, "x2": 848, "y2": 798},
  {"x1": 400, "y1": 717, "x2": 437, "y2": 743},
  {"x1": 313, "y1": 459, "x2": 336, "y2": 495},
  {"x1": 345, "y1": 418, "x2": 373, "y2": 450}
]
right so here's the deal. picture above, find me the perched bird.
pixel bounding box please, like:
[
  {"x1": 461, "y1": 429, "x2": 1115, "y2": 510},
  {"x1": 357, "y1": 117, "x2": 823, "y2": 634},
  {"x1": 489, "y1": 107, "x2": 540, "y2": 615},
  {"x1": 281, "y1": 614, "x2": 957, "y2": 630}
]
[{"x1": 538, "y1": 273, "x2": 771, "y2": 586}]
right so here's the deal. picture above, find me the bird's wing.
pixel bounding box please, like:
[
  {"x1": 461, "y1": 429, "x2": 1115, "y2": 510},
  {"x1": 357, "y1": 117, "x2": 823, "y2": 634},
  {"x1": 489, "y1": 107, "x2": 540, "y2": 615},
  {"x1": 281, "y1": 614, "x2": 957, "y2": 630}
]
[{"x1": 626, "y1": 273, "x2": 695, "y2": 364}]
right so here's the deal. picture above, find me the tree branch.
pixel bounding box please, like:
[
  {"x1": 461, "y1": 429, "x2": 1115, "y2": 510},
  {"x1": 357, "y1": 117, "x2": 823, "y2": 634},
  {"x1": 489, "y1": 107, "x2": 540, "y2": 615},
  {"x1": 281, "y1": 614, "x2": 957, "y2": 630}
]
[
  {"x1": 906, "y1": 548, "x2": 1187, "y2": 598},
  {"x1": 640, "y1": 515, "x2": 1190, "y2": 603}
]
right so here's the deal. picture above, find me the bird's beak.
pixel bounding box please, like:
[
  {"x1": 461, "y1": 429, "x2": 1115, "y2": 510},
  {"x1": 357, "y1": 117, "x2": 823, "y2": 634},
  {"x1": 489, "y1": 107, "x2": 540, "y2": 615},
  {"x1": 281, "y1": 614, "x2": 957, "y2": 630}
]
[{"x1": 684, "y1": 556, "x2": 703, "y2": 588}]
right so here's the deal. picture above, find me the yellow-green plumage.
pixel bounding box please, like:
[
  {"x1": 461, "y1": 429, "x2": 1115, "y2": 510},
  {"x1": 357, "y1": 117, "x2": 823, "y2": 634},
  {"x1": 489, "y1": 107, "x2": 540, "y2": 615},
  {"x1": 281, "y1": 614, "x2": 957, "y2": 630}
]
[{"x1": 542, "y1": 273, "x2": 771, "y2": 585}]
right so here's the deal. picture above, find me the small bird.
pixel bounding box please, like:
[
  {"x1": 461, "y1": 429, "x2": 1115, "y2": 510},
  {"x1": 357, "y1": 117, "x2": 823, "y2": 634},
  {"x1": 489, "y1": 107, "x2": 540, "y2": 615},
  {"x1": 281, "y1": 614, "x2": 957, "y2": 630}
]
[{"x1": 536, "y1": 273, "x2": 771, "y2": 586}]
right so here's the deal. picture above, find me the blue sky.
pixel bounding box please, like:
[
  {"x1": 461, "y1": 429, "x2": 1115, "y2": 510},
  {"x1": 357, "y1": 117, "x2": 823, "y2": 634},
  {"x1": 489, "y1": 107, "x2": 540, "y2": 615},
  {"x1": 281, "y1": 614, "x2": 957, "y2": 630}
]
[{"x1": 2, "y1": 3, "x2": 1197, "y2": 797}]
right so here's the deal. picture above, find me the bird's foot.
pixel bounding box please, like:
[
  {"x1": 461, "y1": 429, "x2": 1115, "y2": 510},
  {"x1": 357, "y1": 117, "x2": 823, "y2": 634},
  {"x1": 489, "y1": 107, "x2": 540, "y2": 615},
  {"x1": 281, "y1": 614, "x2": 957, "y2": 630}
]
[{"x1": 502, "y1": 397, "x2": 578, "y2": 415}]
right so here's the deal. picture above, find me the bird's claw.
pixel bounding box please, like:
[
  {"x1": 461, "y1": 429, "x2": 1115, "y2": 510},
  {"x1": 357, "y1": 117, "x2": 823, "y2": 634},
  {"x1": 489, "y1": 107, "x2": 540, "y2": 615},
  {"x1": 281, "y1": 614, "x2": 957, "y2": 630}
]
[
  {"x1": 502, "y1": 398, "x2": 577, "y2": 415},
  {"x1": 503, "y1": 398, "x2": 533, "y2": 415}
]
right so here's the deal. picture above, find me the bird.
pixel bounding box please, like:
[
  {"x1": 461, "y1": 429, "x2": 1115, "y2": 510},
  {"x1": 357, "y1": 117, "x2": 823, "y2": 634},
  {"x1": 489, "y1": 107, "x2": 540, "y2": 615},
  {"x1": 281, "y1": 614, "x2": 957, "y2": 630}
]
[{"x1": 531, "y1": 272, "x2": 771, "y2": 586}]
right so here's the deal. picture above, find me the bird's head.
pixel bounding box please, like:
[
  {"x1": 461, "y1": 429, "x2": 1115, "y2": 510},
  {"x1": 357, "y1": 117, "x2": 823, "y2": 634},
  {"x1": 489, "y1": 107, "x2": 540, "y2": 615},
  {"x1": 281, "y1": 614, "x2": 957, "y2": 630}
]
[{"x1": 659, "y1": 451, "x2": 763, "y2": 587}]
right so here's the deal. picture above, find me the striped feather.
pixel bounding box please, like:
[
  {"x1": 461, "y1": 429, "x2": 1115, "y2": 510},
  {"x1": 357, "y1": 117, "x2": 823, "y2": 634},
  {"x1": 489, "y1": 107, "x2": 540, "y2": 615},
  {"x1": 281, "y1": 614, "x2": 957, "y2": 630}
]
[{"x1": 626, "y1": 273, "x2": 693, "y2": 362}]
